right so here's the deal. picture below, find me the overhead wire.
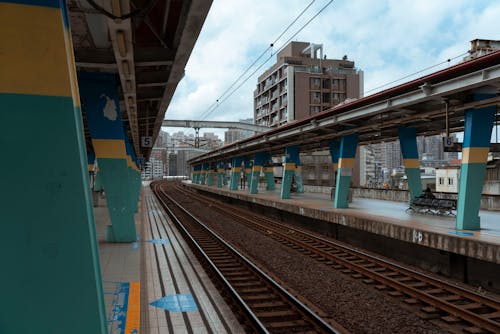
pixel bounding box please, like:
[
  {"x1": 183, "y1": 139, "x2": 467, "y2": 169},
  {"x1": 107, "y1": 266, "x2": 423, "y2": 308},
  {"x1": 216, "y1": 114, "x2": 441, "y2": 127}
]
[
  {"x1": 200, "y1": 0, "x2": 334, "y2": 120},
  {"x1": 197, "y1": 0, "x2": 317, "y2": 121},
  {"x1": 364, "y1": 51, "x2": 469, "y2": 95}
]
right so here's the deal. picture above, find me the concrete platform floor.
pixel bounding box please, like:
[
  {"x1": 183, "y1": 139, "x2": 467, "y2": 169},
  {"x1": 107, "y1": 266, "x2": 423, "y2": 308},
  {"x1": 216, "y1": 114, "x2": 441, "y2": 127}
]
[{"x1": 94, "y1": 183, "x2": 243, "y2": 334}]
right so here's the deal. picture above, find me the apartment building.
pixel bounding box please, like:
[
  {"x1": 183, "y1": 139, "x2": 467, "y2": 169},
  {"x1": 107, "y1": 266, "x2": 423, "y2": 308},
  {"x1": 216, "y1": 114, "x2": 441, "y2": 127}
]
[{"x1": 254, "y1": 41, "x2": 363, "y2": 127}]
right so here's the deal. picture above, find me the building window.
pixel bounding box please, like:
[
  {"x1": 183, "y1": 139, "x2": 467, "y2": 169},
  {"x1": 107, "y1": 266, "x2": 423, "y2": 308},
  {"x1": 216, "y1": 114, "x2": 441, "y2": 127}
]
[
  {"x1": 311, "y1": 92, "x2": 321, "y2": 104},
  {"x1": 310, "y1": 106, "x2": 321, "y2": 114},
  {"x1": 448, "y1": 178, "x2": 453, "y2": 186},
  {"x1": 310, "y1": 77, "x2": 321, "y2": 89},
  {"x1": 439, "y1": 177, "x2": 444, "y2": 185}
]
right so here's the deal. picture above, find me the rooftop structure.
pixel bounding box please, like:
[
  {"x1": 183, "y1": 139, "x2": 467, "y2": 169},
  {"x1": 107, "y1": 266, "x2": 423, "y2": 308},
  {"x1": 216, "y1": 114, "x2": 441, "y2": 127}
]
[{"x1": 254, "y1": 41, "x2": 363, "y2": 127}]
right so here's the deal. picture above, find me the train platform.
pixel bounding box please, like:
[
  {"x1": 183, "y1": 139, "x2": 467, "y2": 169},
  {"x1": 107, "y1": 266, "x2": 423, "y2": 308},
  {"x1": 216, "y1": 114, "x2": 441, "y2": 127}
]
[
  {"x1": 186, "y1": 182, "x2": 500, "y2": 266},
  {"x1": 94, "y1": 183, "x2": 243, "y2": 334}
]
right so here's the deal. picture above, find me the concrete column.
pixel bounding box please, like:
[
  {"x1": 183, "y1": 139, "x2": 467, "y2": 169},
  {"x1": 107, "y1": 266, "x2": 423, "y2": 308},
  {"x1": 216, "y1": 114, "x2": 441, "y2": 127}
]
[
  {"x1": 0, "y1": 2, "x2": 107, "y2": 332},
  {"x1": 94, "y1": 165, "x2": 104, "y2": 192},
  {"x1": 243, "y1": 157, "x2": 252, "y2": 190},
  {"x1": 192, "y1": 164, "x2": 201, "y2": 184},
  {"x1": 329, "y1": 139, "x2": 340, "y2": 185},
  {"x1": 207, "y1": 162, "x2": 215, "y2": 186},
  {"x1": 334, "y1": 134, "x2": 358, "y2": 208},
  {"x1": 229, "y1": 157, "x2": 242, "y2": 190},
  {"x1": 200, "y1": 163, "x2": 209, "y2": 185},
  {"x1": 250, "y1": 152, "x2": 269, "y2": 194},
  {"x1": 78, "y1": 72, "x2": 137, "y2": 243},
  {"x1": 281, "y1": 145, "x2": 300, "y2": 199},
  {"x1": 265, "y1": 165, "x2": 276, "y2": 190},
  {"x1": 456, "y1": 93, "x2": 496, "y2": 230},
  {"x1": 398, "y1": 127, "x2": 422, "y2": 203},
  {"x1": 216, "y1": 161, "x2": 225, "y2": 188}
]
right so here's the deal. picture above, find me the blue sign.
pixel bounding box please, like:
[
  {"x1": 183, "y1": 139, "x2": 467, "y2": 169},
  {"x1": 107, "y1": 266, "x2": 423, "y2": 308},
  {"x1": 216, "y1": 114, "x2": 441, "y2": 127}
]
[{"x1": 150, "y1": 294, "x2": 198, "y2": 312}]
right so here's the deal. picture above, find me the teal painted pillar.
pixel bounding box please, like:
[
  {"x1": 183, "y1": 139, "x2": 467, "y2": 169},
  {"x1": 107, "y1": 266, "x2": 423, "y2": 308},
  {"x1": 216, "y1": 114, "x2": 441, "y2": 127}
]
[
  {"x1": 207, "y1": 163, "x2": 215, "y2": 186},
  {"x1": 334, "y1": 134, "x2": 358, "y2": 208},
  {"x1": 250, "y1": 152, "x2": 269, "y2": 194},
  {"x1": 264, "y1": 165, "x2": 275, "y2": 190},
  {"x1": 193, "y1": 164, "x2": 201, "y2": 184},
  {"x1": 201, "y1": 163, "x2": 209, "y2": 185},
  {"x1": 230, "y1": 157, "x2": 243, "y2": 190},
  {"x1": 0, "y1": 2, "x2": 108, "y2": 333},
  {"x1": 94, "y1": 167, "x2": 104, "y2": 192},
  {"x1": 79, "y1": 72, "x2": 136, "y2": 242},
  {"x1": 329, "y1": 139, "x2": 340, "y2": 186},
  {"x1": 243, "y1": 157, "x2": 252, "y2": 190},
  {"x1": 223, "y1": 165, "x2": 228, "y2": 186},
  {"x1": 456, "y1": 93, "x2": 496, "y2": 230},
  {"x1": 217, "y1": 161, "x2": 225, "y2": 188},
  {"x1": 281, "y1": 146, "x2": 300, "y2": 199},
  {"x1": 398, "y1": 127, "x2": 422, "y2": 203}
]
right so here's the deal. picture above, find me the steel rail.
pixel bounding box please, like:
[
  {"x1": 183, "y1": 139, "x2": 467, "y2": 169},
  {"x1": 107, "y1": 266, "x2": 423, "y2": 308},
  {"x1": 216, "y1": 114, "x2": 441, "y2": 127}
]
[
  {"x1": 176, "y1": 183, "x2": 500, "y2": 333},
  {"x1": 152, "y1": 182, "x2": 344, "y2": 334}
]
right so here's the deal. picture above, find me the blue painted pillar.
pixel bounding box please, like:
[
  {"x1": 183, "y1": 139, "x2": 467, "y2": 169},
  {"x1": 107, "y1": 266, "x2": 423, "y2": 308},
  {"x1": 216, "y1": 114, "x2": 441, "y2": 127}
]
[
  {"x1": 329, "y1": 139, "x2": 340, "y2": 185},
  {"x1": 200, "y1": 163, "x2": 208, "y2": 185},
  {"x1": 0, "y1": 2, "x2": 107, "y2": 332},
  {"x1": 217, "y1": 161, "x2": 225, "y2": 188},
  {"x1": 456, "y1": 93, "x2": 496, "y2": 230},
  {"x1": 264, "y1": 164, "x2": 276, "y2": 190},
  {"x1": 192, "y1": 164, "x2": 201, "y2": 184},
  {"x1": 398, "y1": 127, "x2": 422, "y2": 203},
  {"x1": 230, "y1": 157, "x2": 243, "y2": 190},
  {"x1": 243, "y1": 157, "x2": 252, "y2": 190},
  {"x1": 79, "y1": 72, "x2": 137, "y2": 243},
  {"x1": 223, "y1": 162, "x2": 228, "y2": 186},
  {"x1": 250, "y1": 152, "x2": 269, "y2": 194},
  {"x1": 207, "y1": 162, "x2": 215, "y2": 186},
  {"x1": 281, "y1": 146, "x2": 300, "y2": 199},
  {"x1": 334, "y1": 134, "x2": 358, "y2": 208}
]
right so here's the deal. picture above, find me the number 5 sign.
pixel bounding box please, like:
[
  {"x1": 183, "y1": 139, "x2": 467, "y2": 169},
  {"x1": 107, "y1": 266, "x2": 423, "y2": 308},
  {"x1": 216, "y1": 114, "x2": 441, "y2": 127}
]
[{"x1": 141, "y1": 136, "x2": 153, "y2": 147}]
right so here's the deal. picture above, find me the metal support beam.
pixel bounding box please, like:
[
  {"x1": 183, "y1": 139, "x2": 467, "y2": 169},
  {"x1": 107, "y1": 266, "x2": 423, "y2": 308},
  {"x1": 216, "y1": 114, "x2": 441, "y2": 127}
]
[{"x1": 163, "y1": 119, "x2": 271, "y2": 132}]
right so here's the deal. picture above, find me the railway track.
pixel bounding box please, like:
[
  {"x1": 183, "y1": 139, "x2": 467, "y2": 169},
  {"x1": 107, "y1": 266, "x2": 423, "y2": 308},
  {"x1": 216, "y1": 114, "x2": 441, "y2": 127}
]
[
  {"x1": 172, "y1": 182, "x2": 500, "y2": 334},
  {"x1": 151, "y1": 181, "x2": 345, "y2": 334}
]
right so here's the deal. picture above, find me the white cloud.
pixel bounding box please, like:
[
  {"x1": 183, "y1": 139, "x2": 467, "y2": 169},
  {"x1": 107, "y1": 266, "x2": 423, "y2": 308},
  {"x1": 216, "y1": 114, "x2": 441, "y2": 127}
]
[{"x1": 164, "y1": 0, "x2": 500, "y2": 140}]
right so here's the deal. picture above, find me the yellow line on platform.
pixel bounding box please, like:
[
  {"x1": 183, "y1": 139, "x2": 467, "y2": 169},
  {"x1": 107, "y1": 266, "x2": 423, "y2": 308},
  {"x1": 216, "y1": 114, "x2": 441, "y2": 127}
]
[{"x1": 124, "y1": 281, "x2": 140, "y2": 334}]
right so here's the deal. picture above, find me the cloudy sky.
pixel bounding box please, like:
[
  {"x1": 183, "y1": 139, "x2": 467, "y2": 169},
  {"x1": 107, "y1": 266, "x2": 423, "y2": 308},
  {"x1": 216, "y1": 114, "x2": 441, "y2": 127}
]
[{"x1": 163, "y1": 0, "x2": 500, "y2": 138}]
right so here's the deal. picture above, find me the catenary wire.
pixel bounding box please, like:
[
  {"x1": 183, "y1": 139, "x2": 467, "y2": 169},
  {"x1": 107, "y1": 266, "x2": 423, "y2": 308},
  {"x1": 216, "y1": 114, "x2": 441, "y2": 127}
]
[
  {"x1": 198, "y1": 0, "x2": 317, "y2": 120},
  {"x1": 201, "y1": 0, "x2": 334, "y2": 120}
]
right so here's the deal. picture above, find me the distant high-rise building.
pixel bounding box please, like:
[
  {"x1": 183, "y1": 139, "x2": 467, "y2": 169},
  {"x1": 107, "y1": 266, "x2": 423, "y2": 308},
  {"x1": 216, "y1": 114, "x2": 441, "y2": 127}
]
[
  {"x1": 254, "y1": 41, "x2": 363, "y2": 127},
  {"x1": 224, "y1": 118, "x2": 255, "y2": 145},
  {"x1": 168, "y1": 153, "x2": 178, "y2": 176}
]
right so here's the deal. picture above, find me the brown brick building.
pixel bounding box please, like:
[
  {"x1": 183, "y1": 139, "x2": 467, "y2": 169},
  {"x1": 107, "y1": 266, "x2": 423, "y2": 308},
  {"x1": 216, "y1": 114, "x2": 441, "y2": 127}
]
[{"x1": 254, "y1": 41, "x2": 363, "y2": 127}]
